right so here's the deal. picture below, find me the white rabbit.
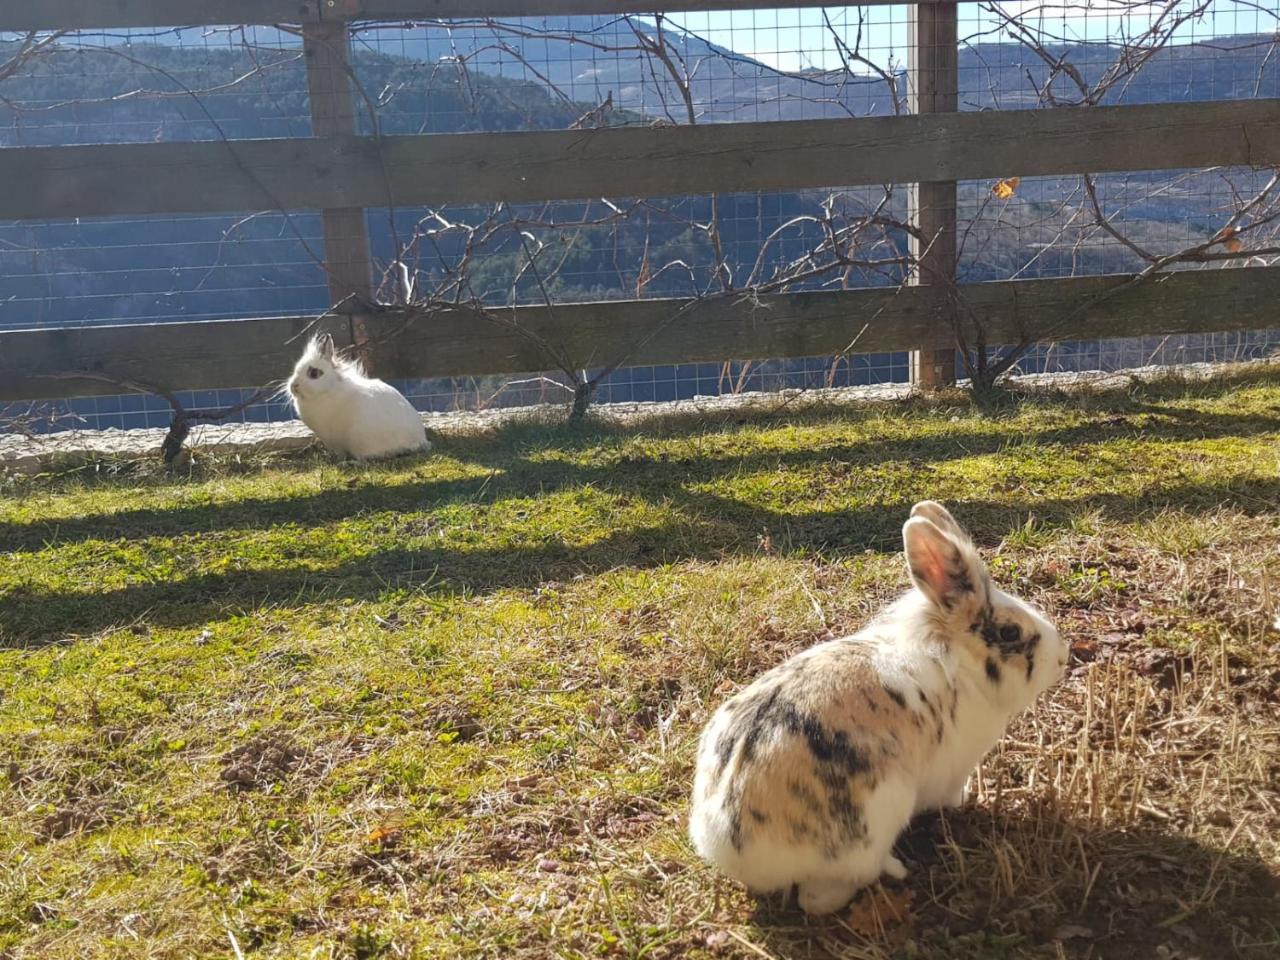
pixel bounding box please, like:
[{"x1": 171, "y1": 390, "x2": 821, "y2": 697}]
[
  {"x1": 689, "y1": 501, "x2": 1068, "y2": 914},
  {"x1": 286, "y1": 333, "x2": 430, "y2": 461}
]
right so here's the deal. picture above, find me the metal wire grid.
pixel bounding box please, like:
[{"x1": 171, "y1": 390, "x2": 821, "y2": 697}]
[
  {"x1": 956, "y1": 1, "x2": 1280, "y2": 110},
  {"x1": 2, "y1": 4, "x2": 1279, "y2": 433},
  {"x1": 0, "y1": 186, "x2": 905, "y2": 337},
  {"x1": 4, "y1": 7, "x2": 1274, "y2": 139},
  {"x1": 5, "y1": 162, "x2": 1260, "y2": 336},
  {"x1": 350, "y1": 7, "x2": 911, "y2": 128},
  {"x1": 5, "y1": 6, "x2": 1277, "y2": 333},
  {"x1": 3, "y1": 4, "x2": 1272, "y2": 146},
  {"x1": 0, "y1": 212, "x2": 330, "y2": 330},
  {"x1": 2, "y1": 351, "x2": 915, "y2": 433},
  {"x1": 1006, "y1": 329, "x2": 1280, "y2": 375},
  {"x1": 955, "y1": 166, "x2": 1280, "y2": 283},
  {"x1": 365, "y1": 184, "x2": 909, "y2": 309},
  {"x1": 397, "y1": 352, "x2": 912, "y2": 410},
  {"x1": 15, "y1": 329, "x2": 1280, "y2": 435},
  {"x1": 0, "y1": 25, "x2": 310, "y2": 147}
]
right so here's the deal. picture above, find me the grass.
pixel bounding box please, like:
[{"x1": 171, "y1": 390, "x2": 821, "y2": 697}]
[{"x1": 1, "y1": 368, "x2": 1279, "y2": 959}]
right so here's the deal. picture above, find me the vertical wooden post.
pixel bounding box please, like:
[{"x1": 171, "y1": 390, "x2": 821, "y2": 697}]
[
  {"x1": 907, "y1": 1, "x2": 958, "y2": 388},
  {"x1": 302, "y1": 20, "x2": 373, "y2": 352}
]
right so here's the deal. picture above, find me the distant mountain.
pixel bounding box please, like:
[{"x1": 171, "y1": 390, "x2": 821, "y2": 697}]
[
  {"x1": 347, "y1": 23, "x2": 1280, "y2": 121},
  {"x1": 14, "y1": 23, "x2": 1279, "y2": 130}
]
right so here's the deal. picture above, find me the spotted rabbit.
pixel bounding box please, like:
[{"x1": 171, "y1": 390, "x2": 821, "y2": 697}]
[{"x1": 689, "y1": 501, "x2": 1068, "y2": 913}]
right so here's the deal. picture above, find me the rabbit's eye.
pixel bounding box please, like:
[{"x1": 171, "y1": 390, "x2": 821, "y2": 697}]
[
  {"x1": 999, "y1": 624, "x2": 1021, "y2": 646},
  {"x1": 307, "y1": 367, "x2": 322, "y2": 379}
]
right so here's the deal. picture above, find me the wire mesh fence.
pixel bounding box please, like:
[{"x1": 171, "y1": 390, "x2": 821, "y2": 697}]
[
  {"x1": 2, "y1": 2, "x2": 1279, "y2": 435},
  {"x1": 0, "y1": 212, "x2": 330, "y2": 329},
  {"x1": 0, "y1": 25, "x2": 311, "y2": 146},
  {"x1": 956, "y1": 0, "x2": 1280, "y2": 109},
  {"x1": 11, "y1": 332, "x2": 1280, "y2": 435}
]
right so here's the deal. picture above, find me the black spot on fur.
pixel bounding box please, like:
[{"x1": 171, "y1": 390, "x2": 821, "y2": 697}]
[
  {"x1": 922, "y1": 692, "x2": 941, "y2": 723},
  {"x1": 978, "y1": 611, "x2": 1040, "y2": 667},
  {"x1": 715, "y1": 730, "x2": 735, "y2": 775},
  {"x1": 788, "y1": 778, "x2": 823, "y2": 814},
  {"x1": 739, "y1": 686, "x2": 783, "y2": 763},
  {"x1": 748, "y1": 807, "x2": 770, "y2": 825},
  {"x1": 722, "y1": 684, "x2": 877, "y2": 856},
  {"x1": 916, "y1": 687, "x2": 928, "y2": 705},
  {"x1": 976, "y1": 608, "x2": 1000, "y2": 647},
  {"x1": 797, "y1": 714, "x2": 867, "y2": 778},
  {"x1": 728, "y1": 810, "x2": 743, "y2": 851},
  {"x1": 787, "y1": 817, "x2": 814, "y2": 842},
  {"x1": 985, "y1": 658, "x2": 1001, "y2": 683},
  {"x1": 814, "y1": 764, "x2": 864, "y2": 854},
  {"x1": 761, "y1": 705, "x2": 869, "y2": 850},
  {"x1": 1025, "y1": 653, "x2": 1035, "y2": 682},
  {"x1": 923, "y1": 695, "x2": 944, "y2": 745},
  {"x1": 884, "y1": 687, "x2": 907, "y2": 709},
  {"x1": 726, "y1": 778, "x2": 745, "y2": 852},
  {"x1": 743, "y1": 694, "x2": 872, "y2": 784}
]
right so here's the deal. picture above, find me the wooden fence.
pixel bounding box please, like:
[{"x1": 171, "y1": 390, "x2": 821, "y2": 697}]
[{"x1": 2, "y1": 0, "x2": 1278, "y2": 404}]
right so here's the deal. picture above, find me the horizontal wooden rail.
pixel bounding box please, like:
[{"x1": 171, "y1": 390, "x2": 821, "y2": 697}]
[
  {"x1": 328, "y1": 0, "x2": 912, "y2": 21},
  {"x1": 0, "y1": 0, "x2": 914, "y2": 32},
  {"x1": 0, "y1": 0, "x2": 912, "y2": 32},
  {"x1": 3, "y1": 99, "x2": 1277, "y2": 222},
  {"x1": 3, "y1": 266, "x2": 1275, "y2": 402},
  {"x1": 0, "y1": 1, "x2": 321, "y2": 31}
]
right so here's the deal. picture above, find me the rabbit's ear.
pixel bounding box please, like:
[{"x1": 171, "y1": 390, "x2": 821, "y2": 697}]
[
  {"x1": 903, "y1": 516, "x2": 987, "y2": 616},
  {"x1": 315, "y1": 332, "x2": 336, "y2": 359},
  {"x1": 909, "y1": 501, "x2": 972, "y2": 546}
]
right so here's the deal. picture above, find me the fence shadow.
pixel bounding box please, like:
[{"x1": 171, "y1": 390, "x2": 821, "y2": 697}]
[
  {"x1": 4, "y1": 397, "x2": 1279, "y2": 553},
  {"x1": 6, "y1": 474, "x2": 1280, "y2": 647}
]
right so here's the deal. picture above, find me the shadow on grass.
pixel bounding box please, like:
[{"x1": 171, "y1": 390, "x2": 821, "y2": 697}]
[
  {"x1": 4, "y1": 399, "x2": 1279, "y2": 554},
  {"x1": 6, "y1": 475, "x2": 1280, "y2": 648},
  {"x1": 747, "y1": 808, "x2": 1278, "y2": 959}
]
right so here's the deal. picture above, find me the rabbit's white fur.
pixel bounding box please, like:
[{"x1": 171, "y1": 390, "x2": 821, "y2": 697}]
[
  {"x1": 287, "y1": 333, "x2": 430, "y2": 460},
  {"x1": 689, "y1": 501, "x2": 1068, "y2": 914}
]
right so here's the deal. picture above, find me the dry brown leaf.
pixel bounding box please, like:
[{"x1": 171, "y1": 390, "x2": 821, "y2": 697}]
[
  {"x1": 1214, "y1": 225, "x2": 1244, "y2": 253},
  {"x1": 844, "y1": 886, "x2": 915, "y2": 936},
  {"x1": 991, "y1": 177, "x2": 1020, "y2": 200},
  {"x1": 365, "y1": 824, "x2": 402, "y2": 846}
]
